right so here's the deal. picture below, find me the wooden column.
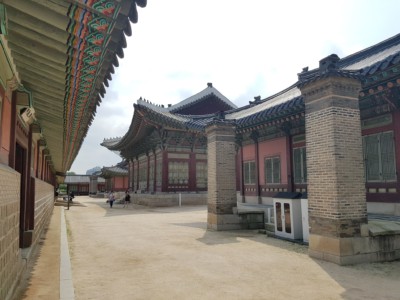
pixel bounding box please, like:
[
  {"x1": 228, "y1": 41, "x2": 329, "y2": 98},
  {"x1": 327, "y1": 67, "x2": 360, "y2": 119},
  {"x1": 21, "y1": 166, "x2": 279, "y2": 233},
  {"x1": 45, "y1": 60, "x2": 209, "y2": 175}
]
[
  {"x1": 250, "y1": 131, "x2": 261, "y2": 203},
  {"x1": 153, "y1": 149, "x2": 157, "y2": 192},
  {"x1": 9, "y1": 91, "x2": 17, "y2": 169}
]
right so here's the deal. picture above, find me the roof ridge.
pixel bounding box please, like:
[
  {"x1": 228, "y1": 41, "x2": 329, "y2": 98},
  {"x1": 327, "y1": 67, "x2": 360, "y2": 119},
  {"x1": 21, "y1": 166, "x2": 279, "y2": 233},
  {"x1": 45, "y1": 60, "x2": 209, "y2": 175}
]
[
  {"x1": 169, "y1": 84, "x2": 237, "y2": 112},
  {"x1": 339, "y1": 33, "x2": 400, "y2": 67},
  {"x1": 136, "y1": 97, "x2": 169, "y2": 111}
]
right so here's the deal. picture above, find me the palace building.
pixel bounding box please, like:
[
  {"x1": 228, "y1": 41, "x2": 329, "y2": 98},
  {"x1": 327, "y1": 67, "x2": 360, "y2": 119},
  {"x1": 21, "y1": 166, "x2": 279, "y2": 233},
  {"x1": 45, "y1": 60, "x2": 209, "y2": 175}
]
[
  {"x1": 101, "y1": 83, "x2": 237, "y2": 197},
  {"x1": 104, "y1": 33, "x2": 400, "y2": 264},
  {"x1": 104, "y1": 33, "x2": 400, "y2": 216}
]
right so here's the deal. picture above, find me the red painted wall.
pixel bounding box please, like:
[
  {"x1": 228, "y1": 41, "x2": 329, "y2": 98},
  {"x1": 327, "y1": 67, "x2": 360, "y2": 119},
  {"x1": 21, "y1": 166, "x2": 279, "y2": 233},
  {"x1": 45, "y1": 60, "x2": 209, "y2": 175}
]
[
  {"x1": 113, "y1": 176, "x2": 128, "y2": 191},
  {"x1": 258, "y1": 137, "x2": 288, "y2": 185},
  {"x1": 0, "y1": 93, "x2": 11, "y2": 164},
  {"x1": 242, "y1": 144, "x2": 256, "y2": 161}
]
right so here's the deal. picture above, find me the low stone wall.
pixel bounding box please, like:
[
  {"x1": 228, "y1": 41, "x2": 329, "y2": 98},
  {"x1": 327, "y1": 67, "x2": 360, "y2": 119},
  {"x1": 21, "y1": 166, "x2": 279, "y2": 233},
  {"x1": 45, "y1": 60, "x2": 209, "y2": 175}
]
[
  {"x1": 33, "y1": 179, "x2": 55, "y2": 247},
  {"x1": 0, "y1": 164, "x2": 55, "y2": 300},
  {"x1": 133, "y1": 192, "x2": 207, "y2": 207},
  {"x1": 0, "y1": 165, "x2": 22, "y2": 300}
]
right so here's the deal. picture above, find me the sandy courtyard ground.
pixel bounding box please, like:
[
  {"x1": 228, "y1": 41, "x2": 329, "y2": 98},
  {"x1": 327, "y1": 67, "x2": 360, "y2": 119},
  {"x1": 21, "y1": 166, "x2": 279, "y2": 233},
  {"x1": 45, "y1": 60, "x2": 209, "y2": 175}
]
[{"x1": 66, "y1": 196, "x2": 400, "y2": 300}]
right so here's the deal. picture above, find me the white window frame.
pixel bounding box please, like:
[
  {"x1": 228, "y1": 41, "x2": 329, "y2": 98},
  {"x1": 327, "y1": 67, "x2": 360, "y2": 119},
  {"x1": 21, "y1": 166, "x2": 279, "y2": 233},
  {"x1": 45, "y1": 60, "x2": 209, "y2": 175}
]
[
  {"x1": 265, "y1": 156, "x2": 281, "y2": 184},
  {"x1": 243, "y1": 161, "x2": 256, "y2": 185},
  {"x1": 293, "y1": 147, "x2": 307, "y2": 184},
  {"x1": 363, "y1": 131, "x2": 397, "y2": 182}
]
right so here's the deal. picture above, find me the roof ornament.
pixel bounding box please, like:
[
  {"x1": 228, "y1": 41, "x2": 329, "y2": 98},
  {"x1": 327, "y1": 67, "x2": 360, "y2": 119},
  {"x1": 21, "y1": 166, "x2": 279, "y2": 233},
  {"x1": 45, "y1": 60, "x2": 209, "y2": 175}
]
[
  {"x1": 207, "y1": 82, "x2": 213, "y2": 88},
  {"x1": 217, "y1": 110, "x2": 225, "y2": 119},
  {"x1": 319, "y1": 54, "x2": 340, "y2": 74},
  {"x1": 301, "y1": 66, "x2": 309, "y2": 73},
  {"x1": 249, "y1": 95, "x2": 261, "y2": 105},
  {"x1": 297, "y1": 53, "x2": 363, "y2": 88}
]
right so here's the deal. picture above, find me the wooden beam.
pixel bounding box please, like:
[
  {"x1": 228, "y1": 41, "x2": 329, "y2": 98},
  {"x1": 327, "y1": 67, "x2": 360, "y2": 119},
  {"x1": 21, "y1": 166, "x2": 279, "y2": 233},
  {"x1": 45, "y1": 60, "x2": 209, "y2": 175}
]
[
  {"x1": 6, "y1": 7, "x2": 68, "y2": 43},
  {"x1": 4, "y1": 0, "x2": 69, "y2": 31}
]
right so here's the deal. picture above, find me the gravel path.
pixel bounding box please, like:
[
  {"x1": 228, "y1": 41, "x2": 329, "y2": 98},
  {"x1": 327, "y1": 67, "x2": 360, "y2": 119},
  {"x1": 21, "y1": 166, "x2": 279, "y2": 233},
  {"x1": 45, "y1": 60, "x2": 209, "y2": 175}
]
[{"x1": 66, "y1": 196, "x2": 400, "y2": 300}]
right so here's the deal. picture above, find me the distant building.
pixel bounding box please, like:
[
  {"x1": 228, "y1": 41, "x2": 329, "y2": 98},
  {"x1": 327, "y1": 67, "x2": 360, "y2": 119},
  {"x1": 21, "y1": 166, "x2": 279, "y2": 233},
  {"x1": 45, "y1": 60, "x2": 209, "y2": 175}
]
[
  {"x1": 100, "y1": 161, "x2": 129, "y2": 192},
  {"x1": 86, "y1": 166, "x2": 101, "y2": 175},
  {"x1": 102, "y1": 83, "x2": 237, "y2": 195},
  {"x1": 64, "y1": 175, "x2": 106, "y2": 195}
]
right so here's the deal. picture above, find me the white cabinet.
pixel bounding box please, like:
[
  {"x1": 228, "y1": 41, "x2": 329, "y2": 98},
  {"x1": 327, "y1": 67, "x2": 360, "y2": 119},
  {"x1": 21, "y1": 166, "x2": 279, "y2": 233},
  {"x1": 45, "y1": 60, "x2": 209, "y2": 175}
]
[
  {"x1": 273, "y1": 195, "x2": 303, "y2": 241},
  {"x1": 301, "y1": 198, "x2": 309, "y2": 243}
]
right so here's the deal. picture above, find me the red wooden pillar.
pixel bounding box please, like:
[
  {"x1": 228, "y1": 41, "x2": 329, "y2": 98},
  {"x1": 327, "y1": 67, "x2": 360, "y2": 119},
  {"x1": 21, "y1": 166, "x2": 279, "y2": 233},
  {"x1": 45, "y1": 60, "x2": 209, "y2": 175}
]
[
  {"x1": 162, "y1": 150, "x2": 168, "y2": 192},
  {"x1": 188, "y1": 152, "x2": 196, "y2": 191},
  {"x1": 286, "y1": 134, "x2": 294, "y2": 192},
  {"x1": 136, "y1": 157, "x2": 139, "y2": 191},
  {"x1": 130, "y1": 160, "x2": 133, "y2": 190},
  {"x1": 9, "y1": 91, "x2": 17, "y2": 169},
  {"x1": 41, "y1": 149, "x2": 45, "y2": 180},
  {"x1": 153, "y1": 149, "x2": 157, "y2": 192},
  {"x1": 26, "y1": 124, "x2": 34, "y2": 230},
  {"x1": 35, "y1": 140, "x2": 40, "y2": 178},
  {"x1": 392, "y1": 110, "x2": 400, "y2": 194},
  {"x1": 250, "y1": 131, "x2": 261, "y2": 203},
  {"x1": 239, "y1": 147, "x2": 245, "y2": 202},
  {"x1": 146, "y1": 152, "x2": 150, "y2": 191}
]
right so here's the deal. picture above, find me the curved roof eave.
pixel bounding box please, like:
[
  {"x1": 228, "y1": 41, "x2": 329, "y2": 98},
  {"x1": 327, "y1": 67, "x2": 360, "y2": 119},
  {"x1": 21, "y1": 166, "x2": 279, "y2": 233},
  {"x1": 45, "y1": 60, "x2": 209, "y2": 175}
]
[{"x1": 3, "y1": 0, "x2": 147, "y2": 174}]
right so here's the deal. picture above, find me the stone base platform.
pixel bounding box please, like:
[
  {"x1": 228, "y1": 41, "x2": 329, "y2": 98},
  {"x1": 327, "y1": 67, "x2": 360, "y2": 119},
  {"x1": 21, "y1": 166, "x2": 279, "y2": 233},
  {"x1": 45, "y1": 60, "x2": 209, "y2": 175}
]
[{"x1": 309, "y1": 220, "x2": 400, "y2": 265}]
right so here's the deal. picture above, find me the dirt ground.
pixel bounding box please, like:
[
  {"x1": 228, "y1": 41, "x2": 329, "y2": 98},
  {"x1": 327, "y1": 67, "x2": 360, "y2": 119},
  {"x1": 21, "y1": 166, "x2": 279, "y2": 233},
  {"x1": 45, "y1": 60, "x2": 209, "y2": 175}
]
[{"x1": 65, "y1": 196, "x2": 400, "y2": 300}]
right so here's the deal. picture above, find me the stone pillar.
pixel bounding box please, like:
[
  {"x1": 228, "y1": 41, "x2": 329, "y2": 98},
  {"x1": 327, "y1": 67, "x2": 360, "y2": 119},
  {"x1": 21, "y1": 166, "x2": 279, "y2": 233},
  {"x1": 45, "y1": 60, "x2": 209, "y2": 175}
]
[
  {"x1": 89, "y1": 175, "x2": 98, "y2": 194},
  {"x1": 206, "y1": 120, "x2": 242, "y2": 230},
  {"x1": 299, "y1": 55, "x2": 367, "y2": 264}
]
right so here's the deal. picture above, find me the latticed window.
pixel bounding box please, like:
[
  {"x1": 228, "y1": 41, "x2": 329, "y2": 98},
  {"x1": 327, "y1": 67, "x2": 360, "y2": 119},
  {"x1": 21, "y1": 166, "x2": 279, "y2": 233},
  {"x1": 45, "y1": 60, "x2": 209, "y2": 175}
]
[
  {"x1": 363, "y1": 131, "x2": 396, "y2": 182},
  {"x1": 168, "y1": 161, "x2": 189, "y2": 185},
  {"x1": 243, "y1": 161, "x2": 256, "y2": 185},
  {"x1": 149, "y1": 157, "x2": 155, "y2": 191},
  {"x1": 156, "y1": 156, "x2": 162, "y2": 189},
  {"x1": 196, "y1": 162, "x2": 207, "y2": 188},
  {"x1": 138, "y1": 159, "x2": 148, "y2": 190},
  {"x1": 133, "y1": 164, "x2": 138, "y2": 190},
  {"x1": 293, "y1": 147, "x2": 307, "y2": 184},
  {"x1": 265, "y1": 157, "x2": 280, "y2": 184}
]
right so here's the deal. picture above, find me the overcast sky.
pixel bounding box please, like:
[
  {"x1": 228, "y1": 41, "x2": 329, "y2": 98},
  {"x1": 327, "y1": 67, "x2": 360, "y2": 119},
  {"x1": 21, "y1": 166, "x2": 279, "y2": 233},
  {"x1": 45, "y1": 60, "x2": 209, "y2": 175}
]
[{"x1": 70, "y1": 0, "x2": 400, "y2": 174}]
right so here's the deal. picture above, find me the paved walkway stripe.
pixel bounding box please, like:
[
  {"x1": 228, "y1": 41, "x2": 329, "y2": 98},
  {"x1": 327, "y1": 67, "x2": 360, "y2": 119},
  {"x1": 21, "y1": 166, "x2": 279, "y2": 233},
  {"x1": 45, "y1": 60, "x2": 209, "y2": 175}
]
[{"x1": 60, "y1": 207, "x2": 75, "y2": 300}]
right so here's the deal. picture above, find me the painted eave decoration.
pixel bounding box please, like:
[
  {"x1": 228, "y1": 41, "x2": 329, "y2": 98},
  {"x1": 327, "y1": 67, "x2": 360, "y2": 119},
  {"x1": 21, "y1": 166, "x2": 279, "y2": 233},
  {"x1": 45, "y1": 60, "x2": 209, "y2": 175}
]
[{"x1": 2, "y1": 0, "x2": 146, "y2": 174}]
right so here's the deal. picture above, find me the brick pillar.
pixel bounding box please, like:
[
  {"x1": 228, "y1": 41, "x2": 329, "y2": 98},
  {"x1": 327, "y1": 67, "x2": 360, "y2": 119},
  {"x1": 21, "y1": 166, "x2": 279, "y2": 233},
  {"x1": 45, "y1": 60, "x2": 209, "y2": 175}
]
[
  {"x1": 206, "y1": 120, "x2": 242, "y2": 230},
  {"x1": 299, "y1": 55, "x2": 367, "y2": 264}
]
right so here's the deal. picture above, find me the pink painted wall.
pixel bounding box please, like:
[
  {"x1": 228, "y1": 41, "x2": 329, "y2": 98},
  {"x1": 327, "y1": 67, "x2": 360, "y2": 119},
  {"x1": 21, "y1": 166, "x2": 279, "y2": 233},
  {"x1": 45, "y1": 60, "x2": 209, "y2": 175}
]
[
  {"x1": 0, "y1": 94, "x2": 11, "y2": 165},
  {"x1": 241, "y1": 137, "x2": 288, "y2": 185},
  {"x1": 242, "y1": 144, "x2": 256, "y2": 161},
  {"x1": 258, "y1": 137, "x2": 288, "y2": 184},
  {"x1": 113, "y1": 176, "x2": 128, "y2": 190}
]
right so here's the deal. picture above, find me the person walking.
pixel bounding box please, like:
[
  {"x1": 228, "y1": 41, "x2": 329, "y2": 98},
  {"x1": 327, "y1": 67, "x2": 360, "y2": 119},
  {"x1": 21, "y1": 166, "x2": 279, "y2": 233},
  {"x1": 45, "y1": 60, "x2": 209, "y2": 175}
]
[
  {"x1": 108, "y1": 191, "x2": 115, "y2": 208},
  {"x1": 123, "y1": 190, "x2": 131, "y2": 208}
]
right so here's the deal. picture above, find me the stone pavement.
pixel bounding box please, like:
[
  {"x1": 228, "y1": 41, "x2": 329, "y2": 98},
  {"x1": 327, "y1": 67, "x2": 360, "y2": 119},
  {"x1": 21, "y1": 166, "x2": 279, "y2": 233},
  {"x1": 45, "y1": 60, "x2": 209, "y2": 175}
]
[
  {"x1": 16, "y1": 202, "x2": 74, "y2": 300},
  {"x1": 17, "y1": 196, "x2": 400, "y2": 300}
]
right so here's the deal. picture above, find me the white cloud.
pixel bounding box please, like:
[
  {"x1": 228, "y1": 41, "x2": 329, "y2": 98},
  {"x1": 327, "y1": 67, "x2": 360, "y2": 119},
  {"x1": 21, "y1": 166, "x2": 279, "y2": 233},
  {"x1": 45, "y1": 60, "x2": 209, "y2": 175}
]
[{"x1": 70, "y1": 0, "x2": 400, "y2": 173}]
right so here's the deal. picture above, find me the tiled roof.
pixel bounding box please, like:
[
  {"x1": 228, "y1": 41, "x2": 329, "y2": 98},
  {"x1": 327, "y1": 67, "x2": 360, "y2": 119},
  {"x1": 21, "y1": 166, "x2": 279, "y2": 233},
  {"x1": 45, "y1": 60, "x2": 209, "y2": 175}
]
[
  {"x1": 2, "y1": 0, "x2": 147, "y2": 175},
  {"x1": 102, "y1": 137, "x2": 123, "y2": 147},
  {"x1": 340, "y1": 33, "x2": 400, "y2": 70},
  {"x1": 102, "y1": 166, "x2": 128, "y2": 175},
  {"x1": 226, "y1": 85, "x2": 301, "y2": 121},
  {"x1": 104, "y1": 33, "x2": 400, "y2": 154},
  {"x1": 169, "y1": 84, "x2": 237, "y2": 113}
]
